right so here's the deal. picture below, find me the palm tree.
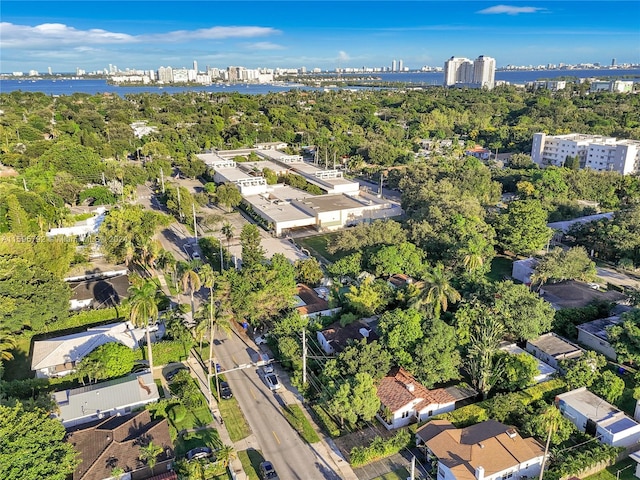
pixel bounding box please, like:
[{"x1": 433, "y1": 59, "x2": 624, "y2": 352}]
[
  {"x1": 216, "y1": 445, "x2": 236, "y2": 467},
  {"x1": 411, "y1": 263, "x2": 461, "y2": 318},
  {"x1": 139, "y1": 441, "x2": 163, "y2": 476},
  {"x1": 180, "y1": 262, "x2": 202, "y2": 316},
  {"x1": 199, "y1": 264, "x2": 233, "y2": 402},
  {"x1": 128, "y1": 280, "x2": 159, "y2": 369},
  {"x1": 0, "y1": 330, "x2": 16, "y2": 362},
  {"x1": 221, "y1": 222, "x2": 234, "y2": 250},
  {"x1": 538, "y1": 406, "x2": 563, "y2": 480}
]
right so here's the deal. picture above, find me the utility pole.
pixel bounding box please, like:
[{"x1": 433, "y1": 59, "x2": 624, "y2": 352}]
[
  {"x1": 219, "y1": 236, "x2": 224, "y2": 271},
  {"x1": 101, "y1": 172, "x2": 106, "y2": 186},
  {"x1": 22, "y1": 178, "x2": 28, "y2": 192},
  {"x1": 192, "y1": 203, "x2": 198, "y2": 244},
  {"x1": 333, "y1": 151, "x2": 336, "y2": 170},
  {"x1": 302, "y1": 329, "x2": 307, "y2": 385},
  {"x1": 177, "y1": 187, "x2": 183, "y2": 221},
  {"x1": 160, "y1": 168, "x2": 165, "y2": 194}
]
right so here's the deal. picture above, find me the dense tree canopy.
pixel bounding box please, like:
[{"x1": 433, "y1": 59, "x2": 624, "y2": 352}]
[
  {"x1": 0, "y1": 403, "x2": 79, "y2": 480},
  {"x1": 0, "y1": 255, "x2": 70, "y2": 332}
]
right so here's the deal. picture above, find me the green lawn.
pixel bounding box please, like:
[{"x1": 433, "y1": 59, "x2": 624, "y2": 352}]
[
  {"x1": 584, "y1": 458, "x2": 636, "y2": 480},
  {"x1": 372, "y1": 468, "x2": 411, "y2": 480},
  {"x1": 281, "y1": 404, "x2": 320, "y2": 444},
  {"x1": 237, "y1": 449, "x2": 264, "y2": 480},
  {"x1": 486, "y1": 255, "x2": 514, "y2": 282},
  {"x1": 218, "y1": 396, "x2": 251, "y2": 442},
  {"x1": 298, "y1": 233, "x2": 341, "y2": 263},
  {"x1": 172, "y1": 401, "x2": 214, "y2": 432},
  {"x1": 174, "y1": 427, "x2": 222, "y2": 458}
]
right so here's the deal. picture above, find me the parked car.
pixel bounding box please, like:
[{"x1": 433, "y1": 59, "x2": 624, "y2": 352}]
[
  {"x1": 219, "y1": 381, "x2": 233, "y2": 400},
  {"x1": 164, "y1": 365, "x2": 189, "y2": 382},
  {"x1": 210, "y1": 360, "x2": 223, "y2": 373},
  {"x1": 255, "y1": 335, "x2": 268, "y2": 346},
  {"x1": 259, "y1": 353, "x2": 274, "y2": 374},
  {"x1": 259, "y1": 461, "x2": 279, "y2": 479},
  {"x1": 265, "y1": 373, "x2": 281, "y2": 391},
  {"x1": 186, "y1": 446, "x2": 212, "y2": 461}
]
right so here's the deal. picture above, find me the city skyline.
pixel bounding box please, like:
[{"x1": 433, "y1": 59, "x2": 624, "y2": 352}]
[{"x1": 2, "y1": 1, "x2": 639, "y2": 73}]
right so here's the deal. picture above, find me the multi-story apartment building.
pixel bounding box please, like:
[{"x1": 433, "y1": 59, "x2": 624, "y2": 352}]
[
  {"x1": 444, "y1": 57, "x2": 473, "y2": 85},
  {"x1": 531, "y1": 133, "x2": 640, "y2": 175},
  {"x1": 473, "y1": 55, "x2": 496, "y2": 89},
  {"x1": 444, "y1": 55, "x2": 495, "y2": 89},
  {"x1": 157, "y1": 66, "x2": 173, "y2": 83}
]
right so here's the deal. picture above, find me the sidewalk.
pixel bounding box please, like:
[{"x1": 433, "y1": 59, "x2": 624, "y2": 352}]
[{"x1": 185, "y1": 355, "x2": 247, "y2": 480}]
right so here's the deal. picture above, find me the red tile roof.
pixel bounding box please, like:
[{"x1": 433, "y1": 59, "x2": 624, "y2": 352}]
[
  {"x1": 376, "y1": 367, "x2": 456, "y2": 413},
  {"x1": 296, "y1": 284, "x2": 329, "y2": 315}
]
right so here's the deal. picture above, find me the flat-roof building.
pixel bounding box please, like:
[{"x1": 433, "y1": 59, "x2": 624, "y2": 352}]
[
  {"x1": 556, "y1": 388, "x2": 640, "y2": 447},
  {"x1": 525, "y1": 333, "x2": 583, "y2": 369},
  {"x1": 531, "y1": 133, "x2": 640, "y2": 174}
]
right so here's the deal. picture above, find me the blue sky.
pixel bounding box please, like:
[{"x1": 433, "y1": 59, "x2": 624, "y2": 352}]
[{"x1": 1, "y1": 1, "x2": 639, "y2": 73}]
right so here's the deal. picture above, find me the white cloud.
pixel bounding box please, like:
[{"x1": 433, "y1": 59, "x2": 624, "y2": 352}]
[
  {"x1": 338, "y1": 51, "x2": 350, "y2": 62},
  {"x1": 241, "y1": 42, "x2": 285, "y2": 51},
  {"x1": 0, "y1": 22, "x2": 281, "y2": 49},
  {"x1": 477, "y1": 5, "x2": 545, "y2": 15}
]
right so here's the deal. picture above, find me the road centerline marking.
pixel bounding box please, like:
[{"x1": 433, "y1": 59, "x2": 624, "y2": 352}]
[{"x1": 272, "y1": 431, "x2": 281, "y2": 444}]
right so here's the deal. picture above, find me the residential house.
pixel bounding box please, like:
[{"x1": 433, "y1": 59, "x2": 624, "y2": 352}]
[
  {"x1": 53, "y1": 372, "x2": 159, "y2": 428},
  {"x1": 511, "y1": 257, "x2": 538, "y2": 285},
  {"x1": 316, "y1": 318, "x2": 379, "y2": 355},
  {"x1": 556, "y1": 387, "x2": 640, "y2": 447},
  {"x1": 294, "y1": 284, "x2": 340, "y2": 318},
  {"x1": 32, "y1": 322, "x2": 143, "y2": 378},
  {"x1": 387, "y1": 274, "x2": 413, "y2": 290},
  {"x1": 499, "y1": 343, "x2": 556, "y2": 383},
  {"x1": 525, "y1": 333, "x2": 583, "y2": 369},
  {"x1": 66, "y1": 409, "x2": 174, "y2": 480},
  {"x1": 629, "y1": 450, "x2": 640, "y2": 479},
  {"x1": 376, "y1": 367, "x2": 456, "y2": 429},
  {"x1": 576, "y1": 316, "x2": 623, "y2": 360},
  {"x1": 69, "y1": 274, "x2": 130, "y2": 310},
  {"x1": 46, "y1": 207, "x2": 107, "y2": 240},
  {"x1": 31, "y1": 322, "x2": 157, "y2": 379},
  {"x1": 415, "y1": 419, "x2": 545, "y2": 480},
  {"x1": 464, "y1": 145, "x2": 492, "y2": 160}
]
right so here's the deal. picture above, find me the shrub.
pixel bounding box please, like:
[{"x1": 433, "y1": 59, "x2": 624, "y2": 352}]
[
  {"x1": 168, "y1": 403, "x2": 187, "y2": 423},
  {"x1": 311, "y1": 404, "x2": 341, "y2": 438},
  {"x1": 349, "y1": 429, "x2": 411, "y2": 467}
]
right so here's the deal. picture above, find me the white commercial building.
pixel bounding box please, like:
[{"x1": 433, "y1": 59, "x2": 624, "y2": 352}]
[{"x1": 531, "y1": 133, "x2": 640, "y2": 174}]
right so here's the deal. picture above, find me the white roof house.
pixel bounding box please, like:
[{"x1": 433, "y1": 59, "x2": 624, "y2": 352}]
[
  {"x1": 46, "y1": 207, "x2": 107, "y2": 240},
  {"x1": 53, "y1": 372, "x2": 159, "y2": 428},
  {"x1": 556, "y1": 388, "x2": 640, "y2": 447},
  {"x1": 31, "y1": 322, "x2": 148, "y2": 378}
]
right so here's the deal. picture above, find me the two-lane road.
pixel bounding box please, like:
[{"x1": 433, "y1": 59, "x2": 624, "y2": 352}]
[{"x1": 214, "y1": 331, "x2": 342, "y2": 480}]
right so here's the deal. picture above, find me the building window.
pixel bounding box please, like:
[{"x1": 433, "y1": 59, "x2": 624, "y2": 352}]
[{"x1": 401, "y1": 411, "x2": 411, "y2": 419}]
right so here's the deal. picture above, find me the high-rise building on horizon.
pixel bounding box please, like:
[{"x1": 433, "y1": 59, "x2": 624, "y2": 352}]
[
  {"x1": 392, "y1": 59, "x2": 397, "y2": 72},
  {"x1": 398, "y1": 59, "x2": 404, "y2": 72},
  {"x1": 444, "y1": 55, "x2": 495, "y2": 89},
  {"x1": 193, "y1": 60, "x2": 198, "y2": 73},
  {"x1": 473, "y1": 55, "x2": 496, "y2": 89}
]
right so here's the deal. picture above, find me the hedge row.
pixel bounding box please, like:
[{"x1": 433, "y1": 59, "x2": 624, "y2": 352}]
[
  {"x1": 349, "y1": 429, "x2": 412, "y2": 467},
  {"x1": 311, "y1": 404, "x2": 341, "y2": 438},
  {"x1": 432, "y1": 378, "x2": 566, "y2": 428}
]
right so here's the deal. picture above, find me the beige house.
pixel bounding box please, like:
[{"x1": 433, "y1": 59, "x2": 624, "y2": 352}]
[{"x1": 416, "y1": 419, "x2": 545, "y2": 480}]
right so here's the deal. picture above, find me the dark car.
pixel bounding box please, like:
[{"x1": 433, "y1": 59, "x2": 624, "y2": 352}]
[
  {"x1": 219, "y1": 381, "x2": 233, "y2": 400},
  {"x1": 259, "y1": 461, "x2": 279, "y2": 479},
  {"x1": 164, "y1": 365, "x2": 189, "y2": 382},
  {"x1": 186, "y1": 446, "x2": 212, "y2": 461}
]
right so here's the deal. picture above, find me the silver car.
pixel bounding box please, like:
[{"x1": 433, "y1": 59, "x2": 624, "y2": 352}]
[{"x1": 265, "y1": 373, "x2": 281, "y2": 391}]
